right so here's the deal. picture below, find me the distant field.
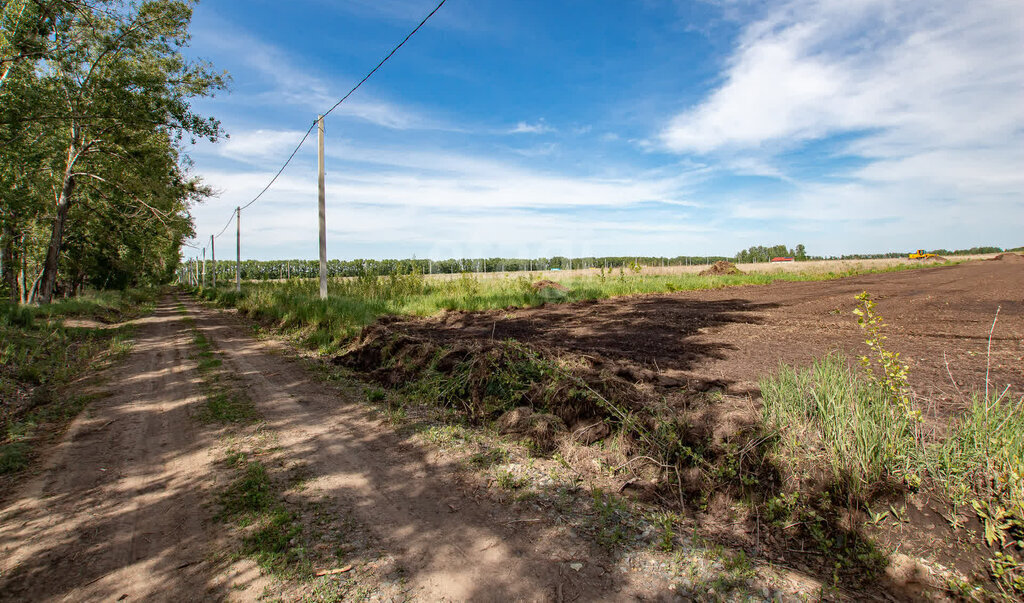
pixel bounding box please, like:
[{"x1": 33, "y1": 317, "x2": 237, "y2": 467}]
[{"x1": 429, "y1": 253, "x2": 996, "y2": 281}]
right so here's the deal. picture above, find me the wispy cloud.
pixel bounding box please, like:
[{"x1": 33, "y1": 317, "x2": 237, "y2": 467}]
[
  {"x1": 508, "y1": 120, "x2": 555, "y2": 134},
  {"x1": 193, "y1": 23, "x2": 453, "y2": 131},
  {"x1": 216, "y1": 129, "x2": 309, "y2": 164},
  {"x1": 657, "y1": 0, "x2": 1024, "y2": 245},
  {"x1": 661, "y1": 0, "x2": 1024, "y2": 155}
]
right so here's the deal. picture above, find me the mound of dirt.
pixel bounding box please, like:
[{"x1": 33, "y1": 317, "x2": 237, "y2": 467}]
[
  {"x1": 335, "y1": 320, "x2": 766, "y2": 494},
  {"x1": 496, "y1": 407, "x2": 566, "y2": 451},
  {"x1": 699, "y1": 261, "x2": 742, "y2": 276},
  {"x1": 910, "y1": 255, "x2": 948, "y2": 262},
  {"x1": 992, "y1": 252, "x2": 1024, "y2": 262},
  {"x1": 530, "y1": 279, "x2": 568, "y2": 292}
]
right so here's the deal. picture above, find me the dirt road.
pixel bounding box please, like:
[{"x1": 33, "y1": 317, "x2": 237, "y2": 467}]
[
  {"x1": 0, "y1": 300, "x2": 226, "y2": 601},
  {"x1": 0, "y1": 297, "x2": 660, "y2": 601}
]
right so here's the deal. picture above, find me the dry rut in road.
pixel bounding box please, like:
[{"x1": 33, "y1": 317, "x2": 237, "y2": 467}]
[{"x1": 0, "y1": 299, "x2": 231, "y2": 601}]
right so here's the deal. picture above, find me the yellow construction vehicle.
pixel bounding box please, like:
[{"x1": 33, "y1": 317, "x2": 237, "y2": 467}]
[{"x1": 908, "y1": 249, "x2": 937, "y2": 259}]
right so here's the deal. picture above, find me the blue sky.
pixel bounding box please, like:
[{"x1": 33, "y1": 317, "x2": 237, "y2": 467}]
[{"x1": 183, "y1": 0, "x2": 1024, "y2": 261}]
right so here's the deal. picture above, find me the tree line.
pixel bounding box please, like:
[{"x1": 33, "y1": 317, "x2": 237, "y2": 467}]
[
  {"x1": 184, "y1": 244, "x2": 1020, "y2": 283},
  {"x1": 178, "y1": 255, "x2": 735, "y2": 283},
  {"x1": 1, "y1": 0, "x2": 225, "y2": 304},
  {"x1": 734, "y1": 244, "x2": 807, "y2": 263}
]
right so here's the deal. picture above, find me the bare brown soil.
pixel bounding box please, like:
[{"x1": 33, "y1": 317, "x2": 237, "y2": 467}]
[
  {"x1": 341, "y1": 259, "x2": 1023, "y2": 597},
  {"x1": 390, "y1": 261, "x2": 1024, "y2": 411}
]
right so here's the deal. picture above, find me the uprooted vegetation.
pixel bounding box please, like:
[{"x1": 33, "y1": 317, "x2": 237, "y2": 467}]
[{"x1": 333, "y1": 294, "x2": 1023, "y2": 598}]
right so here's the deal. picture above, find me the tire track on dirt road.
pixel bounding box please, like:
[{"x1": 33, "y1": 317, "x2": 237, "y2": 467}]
[
  {"x1": 0, "y1": 298, "x2": 233, "y2": 602},
  {"x1": 184, "y1": 299, "x2": 658, "y2": 601}
]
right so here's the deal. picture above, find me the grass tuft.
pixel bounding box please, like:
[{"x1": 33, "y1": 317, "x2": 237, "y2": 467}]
[{"x1": 760, "y1": 354, "x2": 917, "y2": 501}]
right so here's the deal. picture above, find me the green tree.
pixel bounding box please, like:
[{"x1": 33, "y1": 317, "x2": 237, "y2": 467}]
[{"x1": 3, "y1": 0, "x2": 227, "y2": 302}]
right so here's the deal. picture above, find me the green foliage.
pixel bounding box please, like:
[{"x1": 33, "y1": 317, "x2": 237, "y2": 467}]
[
  {"x1": 218, "y1": 456, "x2": 308, "y2": 575},
  {"x1": 590, "y1": 488, "x2": 631, "y2": 548},
  {"x1": 852, "y1": 292, "x2": 916, "y2": 419},
  {"x1": 2, "y1": 0, "x2": 227, "y2": 302},
  {"x1": 218, "y1": 460, "x2": 275, "y2": 518},
  {"x1": 734, "y1": 243, "x2": 800, "y2": 263},
  {"x1": 0, "y1": 441, "x2": 29, "y2": 473},
  {"x1": 494, "y1": 469, "x2": 528, "y2": 490},
  {"x1": 242, "y1": 507, "x2": 305, "y2": 572},
  {"x1": 761, "y1": 354, "x2": 918, "y2": 500}
]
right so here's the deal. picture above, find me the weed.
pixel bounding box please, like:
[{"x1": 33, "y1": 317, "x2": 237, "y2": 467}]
[
  {"x1": 467, "y1": 447, "x2": 509, "y2": 468},
  {"x1": 853, "y1": 292, "x2": 916, "y2": 419},
  {"x1": 761, "y1": 353, "x2": 917, "y2": 501},
  {"x1": 200, "y1": 390, "x2": 258, "y2": 424},
  {"x1": 364, "y1": 387, "x2": 386, "y2": 403},
  {"x1": 495, "y1": 469, "x2": 528, "y2": 490},
  {"x1": 243, "y1": 507, "x2": 306, "y2": 572},
  {"x1": 219, "y1": 460, "x2": 275, "y2": 518},
  {"x1": 649, "y1": 511, "x2": 679, "y2": 552},
  {"x1": 0, "y1": 442, "x2": 29, "y2": 474},
  {"x1": 420, "y1": 424, "x2": 471, "y2": 449},
  {"x1": 591, "y1": 488, "x2": 630, "y2": 548}
]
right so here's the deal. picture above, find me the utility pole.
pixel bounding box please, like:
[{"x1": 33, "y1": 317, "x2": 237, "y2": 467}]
[
  {"x1": 317, "y1": 114, "x2": 328, "y2": 300},
  {"x1": 202, "y1": 247, "x2": 206, "y2": 288},
  {"x1": 210, "y1": 235, "x2": 216, "y2": 288},
  {"x1": 235, "y1": 206, "x2": 241, "y2": 293}
]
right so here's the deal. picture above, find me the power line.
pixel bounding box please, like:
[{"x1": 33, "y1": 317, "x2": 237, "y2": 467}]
[
  {"x1": 323, "y1": 0, "x2": 447, "y2": 119},
  {"x1": 239, "y1": 120, "x2": 316, "y2": 212},
  {"x1": 214, "y1": 210, "x2": 235, "y2": 239},
  {"x1": 201, "y1": 0, "x2": 447, "y2": 246}
]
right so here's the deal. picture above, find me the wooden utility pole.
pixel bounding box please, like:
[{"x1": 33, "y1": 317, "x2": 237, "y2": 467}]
[
  {"x1": 317, "y1": 114, "x2": 328, "y2": 300},
  {"x1": 235, "y1": 206, "x2": 241, "y2": 293},
  {"x1": 210, "y1": 234, "x2": 216, "y2": 288}
]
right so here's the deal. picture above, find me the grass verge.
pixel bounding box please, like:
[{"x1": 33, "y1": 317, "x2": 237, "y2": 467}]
[
  {"x1": 761, "y1": 353, "x2": 1024, "y2": 596},
  {"x1": 1, "y1": 289, "x2": 157, "y2": 475}
]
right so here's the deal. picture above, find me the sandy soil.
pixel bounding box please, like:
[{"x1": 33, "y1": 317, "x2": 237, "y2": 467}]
[
  {"x1": 182, "y1": 298, "x2": 660, "y2": 601},
  {"x1": 0, "y1": 300, "x2": 230, "y2": 601}
]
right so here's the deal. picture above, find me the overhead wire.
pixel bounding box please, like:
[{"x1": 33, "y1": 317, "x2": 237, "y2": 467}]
[
  {"x1": 322, "y1": 0, "x2": 447, "y2": 119},
  {"x1": 195, "y1": 0, "x2": 448, "y2": 253}
]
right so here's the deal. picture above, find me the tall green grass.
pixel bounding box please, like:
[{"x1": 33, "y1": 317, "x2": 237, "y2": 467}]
[
  {"x1": 761, "y1": 354, "x2": 918, "y2": 500},
  {"x1": 762, "y1": 355, "x2": 1024, "y2": 592}
]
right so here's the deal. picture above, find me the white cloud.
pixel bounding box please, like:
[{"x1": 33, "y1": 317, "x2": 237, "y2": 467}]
[
  {"x1": 193, "y1": 24, "x2": 446, "y2": 131},
  {"x1": 662, "y1": 0, "x2": 1024, "y2": 155},
  {"x1": 658, "y1": 0, "x2": 1024, "y2": 245},
  {"x1": 509, "y1": 120, "x2": 555, "y2": 134},
  {"x1": 217, "y1": 129, "x2": 308, "y2": 164},
  {"x1": 188, "y1": 136, "x2": 712, "y2": 258}
]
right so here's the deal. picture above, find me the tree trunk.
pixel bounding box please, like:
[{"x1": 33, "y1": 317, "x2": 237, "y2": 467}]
[
  {"x1": 1, "y1": 219, "x2": 16, "y2": 303},
  {"x1": 36, "y1": 173, "x2": 75, "y2": 304}
]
